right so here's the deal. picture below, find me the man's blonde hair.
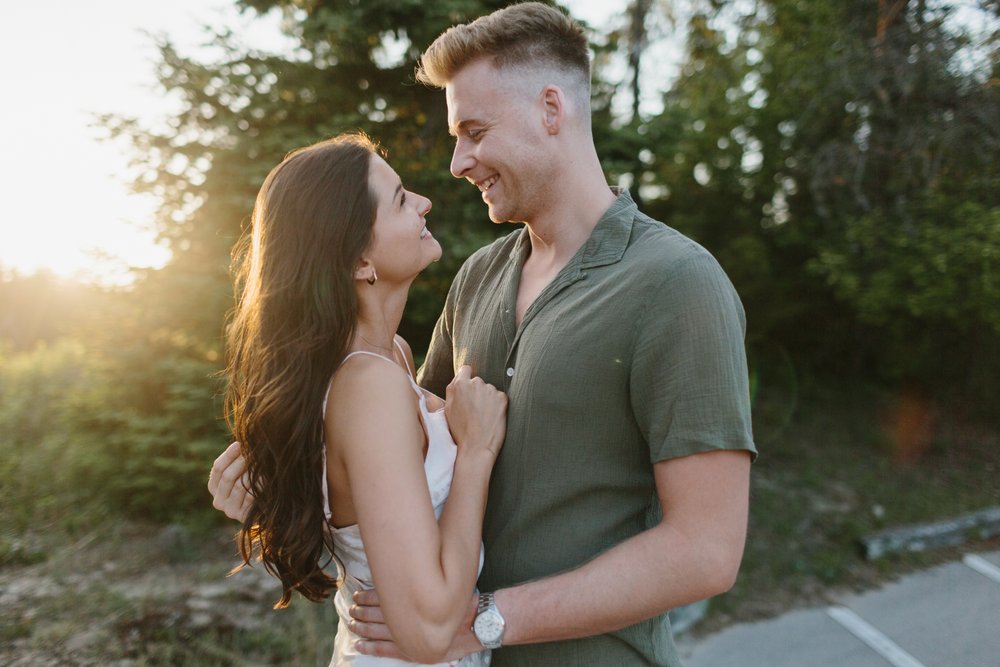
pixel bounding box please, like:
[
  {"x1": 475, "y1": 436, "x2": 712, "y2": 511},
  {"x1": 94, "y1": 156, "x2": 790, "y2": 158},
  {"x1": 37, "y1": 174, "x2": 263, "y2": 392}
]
[{"x1": 416, "y1": 2, "x2": 591, "y2": 96}]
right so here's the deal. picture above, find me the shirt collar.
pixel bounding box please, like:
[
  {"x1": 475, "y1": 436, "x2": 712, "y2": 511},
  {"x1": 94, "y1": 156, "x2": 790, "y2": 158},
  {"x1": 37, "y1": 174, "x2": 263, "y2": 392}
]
[
  {"x1": 508, "y1": 187, "x2": 637, "y2": 268},
  {"x1": 579, "y1": 187, "x2": 635, "y2": 269}
]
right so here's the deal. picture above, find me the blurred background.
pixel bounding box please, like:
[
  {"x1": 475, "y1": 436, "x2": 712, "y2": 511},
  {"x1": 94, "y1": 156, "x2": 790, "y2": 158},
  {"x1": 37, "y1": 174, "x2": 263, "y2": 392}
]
[{"x1": 1, "y1": 1, "x2": 997, "y2": 664}]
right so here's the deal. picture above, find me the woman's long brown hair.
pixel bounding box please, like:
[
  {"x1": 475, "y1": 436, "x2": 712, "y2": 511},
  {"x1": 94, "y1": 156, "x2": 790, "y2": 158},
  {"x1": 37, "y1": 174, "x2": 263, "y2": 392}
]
[{"x1": 225, "y1": 134, "x2": 379, "y2": 607}]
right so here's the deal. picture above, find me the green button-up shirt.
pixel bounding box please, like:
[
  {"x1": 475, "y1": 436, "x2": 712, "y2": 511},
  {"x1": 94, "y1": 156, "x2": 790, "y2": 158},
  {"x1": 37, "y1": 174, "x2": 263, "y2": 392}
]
[{"x1": 419, "y1": 190, "x2": 756, "y2": 666}]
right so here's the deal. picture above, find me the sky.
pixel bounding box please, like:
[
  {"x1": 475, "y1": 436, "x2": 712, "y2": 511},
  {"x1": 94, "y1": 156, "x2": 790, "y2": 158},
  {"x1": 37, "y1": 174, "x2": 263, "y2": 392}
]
[
  {"x1": 0, "y1": 1, "x2": 292, "y2": 283},
  {"x1": 0, "y1": 0, "x2": 653, "y2": 285}
]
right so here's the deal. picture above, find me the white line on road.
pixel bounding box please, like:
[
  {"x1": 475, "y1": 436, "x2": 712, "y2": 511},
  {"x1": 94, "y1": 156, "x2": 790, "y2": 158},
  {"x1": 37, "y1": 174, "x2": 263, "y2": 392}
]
[
  {"x1": 963, "y1": 553, "x2": 1000, "y2": 584},
  {"x1": 826, "y1": 606, "x2": 926, "y2": 667}
]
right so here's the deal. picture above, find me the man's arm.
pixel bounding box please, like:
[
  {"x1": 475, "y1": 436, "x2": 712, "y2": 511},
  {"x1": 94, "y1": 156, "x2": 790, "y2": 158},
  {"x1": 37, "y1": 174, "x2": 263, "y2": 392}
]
[
  {"x1": 492, "y1": 448, "x2": 750, "y2": 644},
  {"x1": 352, "y1": 448, "x2": 750, "y2": 657}
]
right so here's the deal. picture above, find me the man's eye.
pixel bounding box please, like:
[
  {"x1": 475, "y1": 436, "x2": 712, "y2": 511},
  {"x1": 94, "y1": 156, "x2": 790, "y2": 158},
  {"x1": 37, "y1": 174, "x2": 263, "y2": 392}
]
[{"x1": 468, "y1": 129, "x2": 483, "y2": 140}]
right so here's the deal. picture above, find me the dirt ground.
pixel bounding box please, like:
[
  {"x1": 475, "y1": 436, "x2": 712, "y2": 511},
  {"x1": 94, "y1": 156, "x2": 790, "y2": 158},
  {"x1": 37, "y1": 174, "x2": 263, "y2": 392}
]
[
  {"x1": 0, "y1": 523, "x2": 326, "y2": 666},
  {"x1": 4, "y1": 521, "x2": 998, "y2": 665}
]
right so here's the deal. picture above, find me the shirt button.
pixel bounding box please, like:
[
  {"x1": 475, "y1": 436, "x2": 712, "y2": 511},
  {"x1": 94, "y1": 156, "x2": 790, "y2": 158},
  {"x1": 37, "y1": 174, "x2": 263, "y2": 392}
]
[{"x1": 506, "y1": 367, "x2": 514, "y2": 377}]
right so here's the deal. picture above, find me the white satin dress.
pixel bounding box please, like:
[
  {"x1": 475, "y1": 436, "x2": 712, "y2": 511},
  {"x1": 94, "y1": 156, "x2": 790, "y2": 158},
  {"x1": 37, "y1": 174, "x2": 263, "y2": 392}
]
[{"x1": 322, "y1": 345, "x2": 490, "y2": 667}]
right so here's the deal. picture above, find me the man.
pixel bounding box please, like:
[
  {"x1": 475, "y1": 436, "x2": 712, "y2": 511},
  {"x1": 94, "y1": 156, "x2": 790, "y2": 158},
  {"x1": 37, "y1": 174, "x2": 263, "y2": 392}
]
[{"x1": 212, "y1": 3, "x2": 755, "y2": 665}]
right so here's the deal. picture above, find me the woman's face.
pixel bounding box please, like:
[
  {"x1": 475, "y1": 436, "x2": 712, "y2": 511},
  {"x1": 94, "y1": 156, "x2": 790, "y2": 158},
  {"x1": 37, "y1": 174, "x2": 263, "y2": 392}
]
[{"x1": 365, "y1": 155, "x2": 441, "y2": 282}]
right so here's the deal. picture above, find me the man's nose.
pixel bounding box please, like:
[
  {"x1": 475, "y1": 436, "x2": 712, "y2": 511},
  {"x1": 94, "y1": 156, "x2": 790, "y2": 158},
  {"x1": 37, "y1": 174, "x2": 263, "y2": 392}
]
[{"x1": 450, "y1": 140, "x2": 474, "y2": 179}]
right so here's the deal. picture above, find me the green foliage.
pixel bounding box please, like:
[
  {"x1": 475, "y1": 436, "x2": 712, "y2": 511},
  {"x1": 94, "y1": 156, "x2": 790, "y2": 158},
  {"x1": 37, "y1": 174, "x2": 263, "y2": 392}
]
[
  {"x1": 809, "y1": 198, "x2": 1000, "y2": 333},
  {"x1": 0, "y1": 264, "x2": 231, "y2": 527},
  {"x1": 66, "y1": 351, "x2": 227, "y2": 521},
  {"x1": 0, "y1": 340, "x2": 87, "y2": 530},
  {"x1": 0, "y1": 331, "x2": 228, "y2": 527},
  {"x1": 644, "y1": 0, "x2": 1000, "y2": 394}
]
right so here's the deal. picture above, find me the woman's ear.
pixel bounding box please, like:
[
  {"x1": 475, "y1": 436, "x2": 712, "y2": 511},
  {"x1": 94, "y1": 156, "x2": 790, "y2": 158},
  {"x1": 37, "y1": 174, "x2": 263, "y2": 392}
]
[{"x1": 354, "y1": 257, "x2": 376, "y2": 283}]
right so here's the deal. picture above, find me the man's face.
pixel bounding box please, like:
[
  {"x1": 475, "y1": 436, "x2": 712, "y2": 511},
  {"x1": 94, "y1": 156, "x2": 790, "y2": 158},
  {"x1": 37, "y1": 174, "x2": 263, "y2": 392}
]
[{"x1": 445, "y1": 59, "x2": 548, "y2": 224}]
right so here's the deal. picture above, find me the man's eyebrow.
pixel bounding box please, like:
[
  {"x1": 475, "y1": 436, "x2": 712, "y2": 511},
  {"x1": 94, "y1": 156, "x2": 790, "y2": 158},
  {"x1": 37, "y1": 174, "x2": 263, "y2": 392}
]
[{"x1": 448, "y1": 119, "x2": 478, "y2": 138}]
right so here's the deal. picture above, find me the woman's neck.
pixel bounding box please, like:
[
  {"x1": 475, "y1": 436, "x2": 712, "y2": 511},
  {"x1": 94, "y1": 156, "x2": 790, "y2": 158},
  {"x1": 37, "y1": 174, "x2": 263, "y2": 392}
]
[
  {"x1": 354, "y1": 328, "x2": 395, "y2": 356},
  {"x1": 353, "y1": 284, "x2": 408, "y2": 355}
]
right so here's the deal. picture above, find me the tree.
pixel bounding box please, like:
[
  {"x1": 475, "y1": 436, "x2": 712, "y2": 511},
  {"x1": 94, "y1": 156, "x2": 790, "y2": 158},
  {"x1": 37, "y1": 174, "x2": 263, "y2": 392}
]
[
  {"x1": 83, "y1": 1, "x2": 575, "y2": 520},
  {"x1": 649, "y1": 0, "x2": 999, "y2": 397},
  {"x1": 760, "y1": 0, "x2": 999, "y2": 385},
  {"x1": 637, "y1": 2, "x2": 796, "y2": 342},
  {"x1": 105, "y1": 1, "x2": 572, "y2": 352}
]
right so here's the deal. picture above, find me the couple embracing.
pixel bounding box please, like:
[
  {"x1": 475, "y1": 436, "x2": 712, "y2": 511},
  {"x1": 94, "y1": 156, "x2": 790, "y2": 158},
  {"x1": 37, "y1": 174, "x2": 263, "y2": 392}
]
[{"x1": 208, "y1": 4, "x2": 756, "y2": 666}]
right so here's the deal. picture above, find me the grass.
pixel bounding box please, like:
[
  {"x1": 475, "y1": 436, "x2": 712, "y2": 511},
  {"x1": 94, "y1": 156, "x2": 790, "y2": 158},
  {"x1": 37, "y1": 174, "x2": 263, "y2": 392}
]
[{"x1": 1, "y1": 375, "x2": 997, "y2": 662}]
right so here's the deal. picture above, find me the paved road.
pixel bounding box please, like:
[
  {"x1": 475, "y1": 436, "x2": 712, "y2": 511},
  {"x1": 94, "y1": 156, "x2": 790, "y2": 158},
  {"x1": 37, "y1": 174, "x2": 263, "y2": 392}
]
[{"x1": 677, "y1": 549, "x2": 1000, "y2": 667}]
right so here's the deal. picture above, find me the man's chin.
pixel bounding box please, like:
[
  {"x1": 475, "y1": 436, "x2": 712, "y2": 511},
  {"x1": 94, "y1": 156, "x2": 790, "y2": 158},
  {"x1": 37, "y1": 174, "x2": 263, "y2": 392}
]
[{"x1": 486, "y1": 206, "x2": 515, "y2": 224}]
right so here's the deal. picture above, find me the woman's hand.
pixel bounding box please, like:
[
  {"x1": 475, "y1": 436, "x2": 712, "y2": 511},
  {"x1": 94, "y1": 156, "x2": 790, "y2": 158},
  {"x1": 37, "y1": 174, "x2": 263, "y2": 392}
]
[
  {"x1": 207, "y1": 441, "x2": 254, "y2": 523},
  {"x1": 444, "y1": 365, "x2": 507, "y2": 459}
]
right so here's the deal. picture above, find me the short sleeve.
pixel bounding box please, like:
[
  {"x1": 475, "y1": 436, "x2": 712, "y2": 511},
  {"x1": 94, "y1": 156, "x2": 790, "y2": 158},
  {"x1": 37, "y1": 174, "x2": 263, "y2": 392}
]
[
  {"x1": 630, "y1": 250, "x2": 757, "y2": 463},
  {"x1": 416, "y1": 263, "x2": 464, "y2": 397}
]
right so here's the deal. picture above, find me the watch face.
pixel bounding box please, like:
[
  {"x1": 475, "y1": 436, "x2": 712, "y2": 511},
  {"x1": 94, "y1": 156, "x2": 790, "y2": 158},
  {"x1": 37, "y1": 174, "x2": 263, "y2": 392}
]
[{"x1": 474, "y1": 609, "x2": 504, "y2": 643}]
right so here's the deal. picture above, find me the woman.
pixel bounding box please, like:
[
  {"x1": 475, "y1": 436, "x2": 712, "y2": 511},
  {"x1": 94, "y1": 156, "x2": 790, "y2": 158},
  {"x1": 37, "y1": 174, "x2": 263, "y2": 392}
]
[{"x1": 221, "y1": 133, "x2": 506, "y2": 666}]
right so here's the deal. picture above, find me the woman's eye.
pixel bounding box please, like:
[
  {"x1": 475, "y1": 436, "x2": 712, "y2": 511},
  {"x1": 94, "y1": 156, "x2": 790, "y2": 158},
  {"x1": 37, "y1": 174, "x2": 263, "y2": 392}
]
[{"x1": 400, "y1": 192, "x2": 407, "y2": 207}]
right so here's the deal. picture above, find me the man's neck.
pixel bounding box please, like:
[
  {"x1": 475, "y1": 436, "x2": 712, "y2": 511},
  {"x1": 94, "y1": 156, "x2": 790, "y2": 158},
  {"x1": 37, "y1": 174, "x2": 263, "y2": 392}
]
[
  {"x1": 522, "y1": 173, "x2": 617, "y2": 268},
  {"x1": 512, "y1": 155, "x2": 617, "y2": 328}
]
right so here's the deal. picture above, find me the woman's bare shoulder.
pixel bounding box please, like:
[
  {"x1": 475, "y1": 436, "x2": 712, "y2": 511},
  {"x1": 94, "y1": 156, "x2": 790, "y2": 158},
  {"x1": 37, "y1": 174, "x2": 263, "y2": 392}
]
[
  {"x1": 329, "y1": 352, "x2": 409, "y2": 400},
  {"x1": 325, "y1": 353, "x2": 418, "y2": 433}
]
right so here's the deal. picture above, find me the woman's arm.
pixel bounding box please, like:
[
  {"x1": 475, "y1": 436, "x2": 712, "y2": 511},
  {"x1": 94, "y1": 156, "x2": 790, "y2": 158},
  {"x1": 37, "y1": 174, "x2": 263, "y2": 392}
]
[{"x1": 328, "y1": 358, "x2": 505, "y2": 664}]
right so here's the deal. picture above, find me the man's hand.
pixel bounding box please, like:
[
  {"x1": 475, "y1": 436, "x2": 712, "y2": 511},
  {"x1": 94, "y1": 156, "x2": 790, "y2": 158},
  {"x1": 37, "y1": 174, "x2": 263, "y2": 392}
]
[
  {"x1": 207, "y1": 441, "x2": 253, "y2": 523},
  {"x1": 350, "y1": 588, "x2": 483, "y2": 661}
]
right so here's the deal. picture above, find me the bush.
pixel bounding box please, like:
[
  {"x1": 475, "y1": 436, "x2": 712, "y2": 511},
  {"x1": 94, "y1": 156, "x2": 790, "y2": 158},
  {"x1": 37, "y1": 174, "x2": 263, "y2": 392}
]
[
  {"x1": 0, "y1": 335, "x2": 229, "y2": 530},
  {"x1": 0, "y1": 339, "x2": 92, "y2": 530}
]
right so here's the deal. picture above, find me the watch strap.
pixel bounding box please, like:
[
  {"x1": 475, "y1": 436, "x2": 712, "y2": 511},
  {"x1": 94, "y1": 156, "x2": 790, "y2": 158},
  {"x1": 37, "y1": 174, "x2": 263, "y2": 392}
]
[{"x1": 477, "y1": 592, "x2": 495, "y2": 615}]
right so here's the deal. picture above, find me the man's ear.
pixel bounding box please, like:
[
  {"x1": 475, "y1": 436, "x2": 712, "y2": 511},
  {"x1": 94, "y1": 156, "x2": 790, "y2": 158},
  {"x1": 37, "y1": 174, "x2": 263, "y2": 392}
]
[{"x1": 540, "y1": 84, "x2": 565, "y2": 135}]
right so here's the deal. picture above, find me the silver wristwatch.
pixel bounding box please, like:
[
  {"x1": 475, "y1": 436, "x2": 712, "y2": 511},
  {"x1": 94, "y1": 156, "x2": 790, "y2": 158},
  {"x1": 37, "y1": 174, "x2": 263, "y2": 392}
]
[{"x1": 472, "y1": 592, "x2": 506, "y2": 649}]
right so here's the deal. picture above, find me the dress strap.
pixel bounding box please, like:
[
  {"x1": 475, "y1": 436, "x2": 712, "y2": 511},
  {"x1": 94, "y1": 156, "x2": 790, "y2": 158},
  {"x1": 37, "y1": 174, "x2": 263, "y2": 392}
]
[
  {"x1": 393, "y1": 338, "x2": 416, "y2": 379},
  {"x1": 341, "y1": 349, "x2": 395, "y2": 364}
]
